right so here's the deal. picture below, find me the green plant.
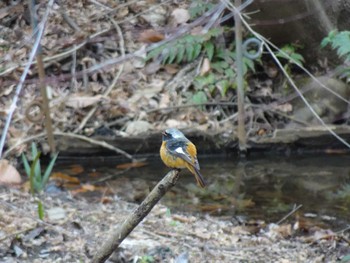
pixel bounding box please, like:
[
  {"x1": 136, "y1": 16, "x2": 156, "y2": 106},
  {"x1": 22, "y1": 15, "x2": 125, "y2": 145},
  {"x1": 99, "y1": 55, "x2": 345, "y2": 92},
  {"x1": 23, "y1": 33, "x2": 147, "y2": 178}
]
[
  {"x1": 147, "y1": 28, "x2": 222, "y2": 65},
  {"x1": 22, "y1": 142, "x2": 58, "y2": 194},
  {"x1": 275, "y1": 43, "x2": 305, "y2": 89},
  {"x1": 326, "y1": 183, "x2": 350, "y2": 203},
  {"x1": 189, "y1": 0, "x2": 215, "y2": 19},
  {"x1": 340, "y1": 254, "x2": 350, "y2": 263},
  {"x1": 22, "y1": 142, "x2": 58, "y2": 220},
  {"x1": 276, "y1": 44, "x2": 305, "y2": 66},
  {"x1": 321, "y1": 30, "x2": 350, "y2": 61},
  {"x1": 321, "y1": 30, "x2": 350, "y2": 80},
  {"x1": 139, "y1": 255, "x2": 154, "y2": 263},
  {"x1": 193, "y1": 47, "x2": 256, "y2": 99},
  {"x1": 146, "y1": 6, "x2": 259, "y2": 103}
]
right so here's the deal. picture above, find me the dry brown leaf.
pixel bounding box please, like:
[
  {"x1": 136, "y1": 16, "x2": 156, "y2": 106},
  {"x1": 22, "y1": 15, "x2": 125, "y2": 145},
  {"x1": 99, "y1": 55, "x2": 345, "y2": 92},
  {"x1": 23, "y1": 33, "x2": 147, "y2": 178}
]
[
  {"x1": 125, "y1": 120, "x2": 154, "y2": 135},
  {"x1": 87, "y1": 171, "x2": 101, "y2": 177},
  {"x1": 274, "y1": 103, "x2": 293, "y2": 113},
  {"x1": 144, "y1": 61, "x2": 162, "y2": 75},
  {"x1": 200, "y1": 58, "x2": 211, "y2": 76},
  {"x1": 51, "y1": 172, "x2": 80, "y2": 184},
  {"x1": 70, "y1": 184, "x2": 105, "y2": 196},
  {"x1": 0, "y1": 85, "x2": 14, "y2": 96},
  {"x1": 81, "y1": 184, "x2": 95, "y2": 191},
  {"x1": 159, "y1": 94, "x2": 170, "y2": 108},
  {"x1": 140, "y1": 6, "x2": 167, "y2": 27},
  {"x1": 171, "y1": 8, "x2": 190, "y2": 25},
  {"x1": 129, "y1": 84, "x2": 164, "y2": 103},
  {"x1": 116, "y1": 161, "x2": 148, "y2": 169},
  {"x1": 133, "y1": 45, "x2": 147, "y2": 68},
  {"x1": 172, "y1": 214, "x2": 195, "y2": 223},
  {"x1": 68, "y1": 164, "x2": 84, "y2": 175},
  {"x1": 164, "y1": 64, "x2": 179, "y2": 74},
  {"x1": 165, "y1": 119, "x2": 187, "y2": 128},
  {"x1": 65, "y1": 95, "x2": 103, "y2": 109},
  {"x1": 138, "y1": 29, "x2": 165, "y2": 43},
  {"x1": 117, "y1": 7, "x2": 129, "y2": 18},
  {"x1": 0, "y1": 159, "x2": 22, "y2": 185}
]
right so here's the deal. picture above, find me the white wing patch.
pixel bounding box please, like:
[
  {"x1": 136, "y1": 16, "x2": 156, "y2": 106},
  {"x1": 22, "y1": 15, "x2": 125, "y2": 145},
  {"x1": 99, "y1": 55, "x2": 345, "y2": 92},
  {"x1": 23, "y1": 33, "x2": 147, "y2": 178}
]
[{"x1": 175, "y1": 147, "x2": 186, "y2": 155}]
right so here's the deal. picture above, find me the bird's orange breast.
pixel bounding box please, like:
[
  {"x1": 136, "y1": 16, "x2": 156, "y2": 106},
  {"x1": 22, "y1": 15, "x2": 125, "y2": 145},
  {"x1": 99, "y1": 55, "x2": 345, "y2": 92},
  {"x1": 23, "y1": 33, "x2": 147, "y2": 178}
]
[{"x1": 160, "y1": 141, "x2": 188, "y2": 168}]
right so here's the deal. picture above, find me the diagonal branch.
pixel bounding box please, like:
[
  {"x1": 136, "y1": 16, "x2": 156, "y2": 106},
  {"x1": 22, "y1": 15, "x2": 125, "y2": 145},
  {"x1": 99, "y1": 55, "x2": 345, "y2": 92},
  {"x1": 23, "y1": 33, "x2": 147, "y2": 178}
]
[{"x1": 92, "y1": 169, "x2": 180, "y2": 263}]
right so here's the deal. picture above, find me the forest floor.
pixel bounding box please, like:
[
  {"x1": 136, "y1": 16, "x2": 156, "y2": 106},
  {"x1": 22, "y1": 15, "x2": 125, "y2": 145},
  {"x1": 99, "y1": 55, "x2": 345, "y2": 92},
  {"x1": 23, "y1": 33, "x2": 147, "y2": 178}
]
[
  {"x1": 1, "y1": 186, "x2": 349, "y2": 262},
  {"x1": 1, "y1": 0, "x2": 350, "y2": 262}
]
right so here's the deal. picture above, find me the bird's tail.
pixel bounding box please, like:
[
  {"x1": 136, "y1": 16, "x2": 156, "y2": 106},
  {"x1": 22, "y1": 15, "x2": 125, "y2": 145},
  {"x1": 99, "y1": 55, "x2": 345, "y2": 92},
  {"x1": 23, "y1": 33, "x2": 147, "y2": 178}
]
[{"x1": 187, "y1": 164, "x2": 206, "y2": 188}]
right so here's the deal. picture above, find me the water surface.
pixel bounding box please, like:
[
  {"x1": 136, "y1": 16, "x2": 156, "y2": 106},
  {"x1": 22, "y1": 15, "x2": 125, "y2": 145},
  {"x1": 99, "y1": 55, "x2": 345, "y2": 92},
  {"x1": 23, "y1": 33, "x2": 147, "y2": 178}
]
[{"x1": 56, "y1": 154, "x2": 350, "y2": 229}]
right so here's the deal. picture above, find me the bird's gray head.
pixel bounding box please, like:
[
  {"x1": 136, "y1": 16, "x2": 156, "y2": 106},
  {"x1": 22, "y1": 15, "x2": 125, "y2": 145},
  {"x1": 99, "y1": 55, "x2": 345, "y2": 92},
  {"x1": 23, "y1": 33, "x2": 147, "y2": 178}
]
[{"x1": 162, "y1": 128, "x2": 185, "y2": 140}]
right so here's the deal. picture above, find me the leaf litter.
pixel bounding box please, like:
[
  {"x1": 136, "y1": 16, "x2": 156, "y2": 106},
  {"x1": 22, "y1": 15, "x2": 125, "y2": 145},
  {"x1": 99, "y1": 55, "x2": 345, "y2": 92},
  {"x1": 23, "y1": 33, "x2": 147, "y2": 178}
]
[{"x1": 0, "y1": 186, "x2": 349, "y2": 262}]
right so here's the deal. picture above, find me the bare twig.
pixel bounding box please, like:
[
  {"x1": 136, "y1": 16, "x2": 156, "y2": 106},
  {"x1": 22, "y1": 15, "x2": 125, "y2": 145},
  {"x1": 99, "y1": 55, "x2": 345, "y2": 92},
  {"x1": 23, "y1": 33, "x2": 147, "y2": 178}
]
[
  {"x1": 92, "y1": 170, "x2": 180, "y2": 263},
  {"x1": 2, "y1": 133, "x2": 46, "y2": 159},
  {"x1": 234, "y1": 0, "x2": 246, "y2": 151},
  {"x1": 2, "y1": 131, "x2": 133, "y2": 160},
  {"x1": 88, "y1": 0, "x2": 113, "y2": 10},
  {"x1": 0, "y1": 0, "x2": 55, "y2": 159},
  {"x1": 276, "y1": 204, "x2": 302, "y2": 225},
  {"x1": 54, "y1": 131, "x2": 133, "y2": 160},
  {"x1": 58, "y1": 1, "x2": 81, "y2": 32}
]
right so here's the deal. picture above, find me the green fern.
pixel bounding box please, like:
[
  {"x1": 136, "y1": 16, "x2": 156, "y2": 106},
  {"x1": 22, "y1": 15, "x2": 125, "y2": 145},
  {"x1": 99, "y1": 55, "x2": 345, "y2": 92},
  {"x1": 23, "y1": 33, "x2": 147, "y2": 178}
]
[
  {"x1": 193, "y1": 47, "x2": 256, "y2": 97},
  {"x1": 146, "y1": 28, "x2": 222, "y2": 64},
  {"x1": 276, "y1": 44, "x2": 305, "y2": 66},
  {"x1": 189, "y1": 0, "x2": 215, "y2": 19},
  {"x1": 321, "y1": 30, "x2": 350, "y2": 61},
  {"x1": 321, "y1": 30, "x2": 350, "y2": 80}
]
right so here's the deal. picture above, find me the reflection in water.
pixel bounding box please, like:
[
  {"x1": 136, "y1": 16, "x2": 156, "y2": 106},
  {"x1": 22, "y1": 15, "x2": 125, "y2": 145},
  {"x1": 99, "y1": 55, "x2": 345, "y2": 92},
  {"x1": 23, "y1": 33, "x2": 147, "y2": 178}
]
[{"x1": 55, "y1": 154, "x2": 350, "y2": 228}]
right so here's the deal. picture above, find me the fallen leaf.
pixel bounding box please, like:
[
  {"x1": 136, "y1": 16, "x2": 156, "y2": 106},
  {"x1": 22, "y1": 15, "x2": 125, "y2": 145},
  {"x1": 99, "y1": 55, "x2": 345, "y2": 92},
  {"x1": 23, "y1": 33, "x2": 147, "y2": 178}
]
[
  {"x1": 0, "y1": 85, "x2": 14, "y2": 96},
  {"x1": 0, "y1": 159, "x2": 22, "y2": 185},
  {"x1": 87, "y1": 171, "x2": 101, "y2": 177},
  {"x1": 132, "y1": 45, "x2": 147, "y2": 68},
  {"x1": 165, "y1": 119, "x2": 187, "y2": 128},
  {"x1": 125, "y1": 120, "x2": 154, "y2": 135},
  {"x1": 200, "y1": 58, "x2": 211, "y2": 76},
  {"x1": 81, "y1": 184, "x2": 95, "y2": 191},
  {"x1": 101, "y1": 196, "x2": 113, "y2": 204},
  {"x1": 51, "y1": 172, "x2": 80, "y2": 184},
  {"x1": 171, "y1": 8, "x2": 190, "y2": 25},
  {"x1": 47, "y1": 207, "x2": 67, "y2": 221},
  {"x1": 144, "y1": 61, "x2": 161, "y2": 75},
  {"x1": 68, "y1": 164, "x2": 84, "y2": 175},
  {"x1": 164, "y1": 64, "x2": 179, "y2": 74},
  {"x1": 116, "y1": 161, "x2": 148, "y2": 169},
  {"x1": 274, "y1": 103, "x2": 293, "y2": 113},
  {"x1": 66, "y1": 94, "x2": 103, "y2": 109},
  {"x1": 70, "y1": 184, "x2": 105, "y2": 195},
  {"x1": 138, "y1": 29, "x2": 165, "y2": 43},
  {"x1": 140, "y1": 6, "x2": 167, "y2": 27}
]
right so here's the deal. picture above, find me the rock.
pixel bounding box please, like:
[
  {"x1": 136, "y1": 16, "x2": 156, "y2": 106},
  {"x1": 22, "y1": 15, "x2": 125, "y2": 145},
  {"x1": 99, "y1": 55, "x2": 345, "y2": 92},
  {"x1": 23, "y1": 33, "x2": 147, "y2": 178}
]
[{"x1": 290, "y1": 76, "x2": 350, "y2": 125}]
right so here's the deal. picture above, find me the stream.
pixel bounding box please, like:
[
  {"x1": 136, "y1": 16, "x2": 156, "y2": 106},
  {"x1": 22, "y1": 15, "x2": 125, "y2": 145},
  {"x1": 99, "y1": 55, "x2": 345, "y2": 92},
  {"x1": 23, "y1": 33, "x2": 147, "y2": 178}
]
[{"x1": 54, "y1": 154, "x2": 350, "y2": 230}]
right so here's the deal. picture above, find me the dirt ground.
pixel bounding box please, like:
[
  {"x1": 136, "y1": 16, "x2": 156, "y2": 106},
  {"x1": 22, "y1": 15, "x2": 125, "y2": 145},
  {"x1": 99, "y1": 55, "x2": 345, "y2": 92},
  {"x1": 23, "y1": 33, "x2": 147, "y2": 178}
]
[{"x1": 0, "y1": 186, "x2": 349, "y2": 262}]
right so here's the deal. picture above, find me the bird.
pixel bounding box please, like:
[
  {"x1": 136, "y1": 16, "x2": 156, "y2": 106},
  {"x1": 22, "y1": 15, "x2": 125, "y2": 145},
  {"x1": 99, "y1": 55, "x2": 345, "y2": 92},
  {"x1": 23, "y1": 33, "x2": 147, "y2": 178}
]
[{"x1": 160, "y1": 128, "x2": 206, "y2": 188}]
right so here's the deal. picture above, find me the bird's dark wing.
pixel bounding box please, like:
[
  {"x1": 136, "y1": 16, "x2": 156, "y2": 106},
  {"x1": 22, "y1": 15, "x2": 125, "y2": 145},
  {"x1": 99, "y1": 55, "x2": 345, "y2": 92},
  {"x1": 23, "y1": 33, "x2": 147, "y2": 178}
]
[{"x1": 166, "y1": 139, "x2": 194, "y2": 165}]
